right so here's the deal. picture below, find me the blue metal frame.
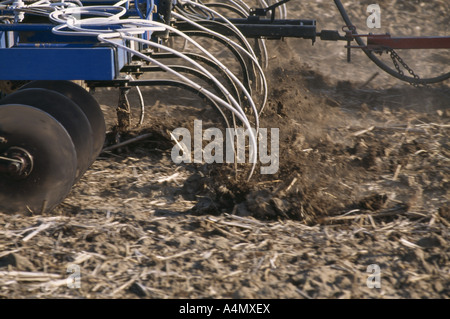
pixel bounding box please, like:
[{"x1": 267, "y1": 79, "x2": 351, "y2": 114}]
[
  {"x1": 0, "y1": 0, "x2": 160, "y2": 81},
  {"x1": 0, "y1": 47, "x2": 117, "y2": 80}
]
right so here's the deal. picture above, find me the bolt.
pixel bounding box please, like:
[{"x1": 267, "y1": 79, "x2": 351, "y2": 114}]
[{"x1": 8, "y1": 162, "x2": 21, "y2": 175}]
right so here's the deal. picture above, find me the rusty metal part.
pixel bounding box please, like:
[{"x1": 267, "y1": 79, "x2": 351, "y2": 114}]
[
  {"x1": 116, "y1": 87, "x2": 132, "y2": 133},
  {"x1": 334, "y1": 0, "x2": 450, "y2": 85},
  {"x1": 367, "y1": 35, "x2": 450, "y2": 50}
]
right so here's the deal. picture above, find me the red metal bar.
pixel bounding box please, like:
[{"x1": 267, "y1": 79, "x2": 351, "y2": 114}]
[{"x1": 367, "y1": 34, "x2": 450, "y2": 50}]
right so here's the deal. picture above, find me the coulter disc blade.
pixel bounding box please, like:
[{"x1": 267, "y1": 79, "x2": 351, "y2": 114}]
[
  {"x1": 0, "y1": 104, "x2": 77, "y2": 214},
  {"x1": 0, "y1": 88, "x2": 93, "y2": 180},
  {"x1": 20, "y1": 81, "x2": 106, "y2": 163}
]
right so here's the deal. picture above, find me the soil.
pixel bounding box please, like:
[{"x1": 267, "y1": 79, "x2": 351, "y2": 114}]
[{"x1": 0, "y1": 1, "x2": 449, "y2": 299}]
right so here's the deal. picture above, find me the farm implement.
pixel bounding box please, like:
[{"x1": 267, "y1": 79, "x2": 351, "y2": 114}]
[{"x1": 0, "y1": 0, "x2": 449, "y2": 214}]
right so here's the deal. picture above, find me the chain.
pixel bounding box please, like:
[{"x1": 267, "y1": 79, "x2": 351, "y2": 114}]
[{"x1": 388, "y1": 48, "x2": 427, "y2": 87}]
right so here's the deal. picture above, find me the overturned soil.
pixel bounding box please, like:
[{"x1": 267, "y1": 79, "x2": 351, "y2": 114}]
[{"x1": 0, "y1": 1, "x2": 449, "y2": 299}]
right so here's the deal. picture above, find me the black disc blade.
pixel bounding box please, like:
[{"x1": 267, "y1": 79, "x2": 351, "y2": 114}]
[
  {"x1": 0, "y1": 104, "x2": 77, "y2": 214},
  {"x1": 0, "y1": 88, "x2": 93, "y2": 180},
  {"x1": 20, "y1": 81, "x2": 106, "y2": 163}
]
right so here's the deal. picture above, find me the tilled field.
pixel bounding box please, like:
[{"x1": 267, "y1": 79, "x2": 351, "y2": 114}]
[{"x1": 0, "y1": 1, "x2": 449, "y2": 299}]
